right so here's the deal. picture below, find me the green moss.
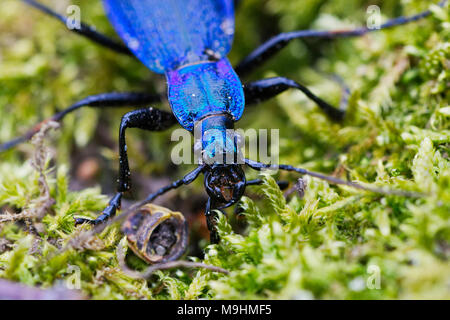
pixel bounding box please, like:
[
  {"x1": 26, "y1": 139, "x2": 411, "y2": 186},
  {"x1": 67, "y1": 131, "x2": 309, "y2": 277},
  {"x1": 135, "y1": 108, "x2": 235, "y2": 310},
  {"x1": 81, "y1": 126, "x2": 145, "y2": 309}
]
[{"x1": 0, "y1": 0, "x2": 449, "y2": 299}]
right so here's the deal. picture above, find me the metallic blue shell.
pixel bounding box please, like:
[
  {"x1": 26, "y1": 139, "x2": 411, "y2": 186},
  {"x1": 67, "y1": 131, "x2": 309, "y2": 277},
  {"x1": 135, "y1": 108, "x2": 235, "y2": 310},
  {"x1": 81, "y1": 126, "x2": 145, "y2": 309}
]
[
  {"x1": 102, "y1": 0, "x2": 235, "y2": 73},
  {"x1": 167, "y1": 59, "x2": 244, "y2": 131}
]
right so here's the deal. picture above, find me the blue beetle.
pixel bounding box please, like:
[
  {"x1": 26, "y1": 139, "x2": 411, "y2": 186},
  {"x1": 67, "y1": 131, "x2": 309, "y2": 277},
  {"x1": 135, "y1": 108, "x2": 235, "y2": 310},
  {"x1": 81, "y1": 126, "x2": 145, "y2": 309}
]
[{"x1": 1, "y1": 0, "x2": 444, "y2": 243}]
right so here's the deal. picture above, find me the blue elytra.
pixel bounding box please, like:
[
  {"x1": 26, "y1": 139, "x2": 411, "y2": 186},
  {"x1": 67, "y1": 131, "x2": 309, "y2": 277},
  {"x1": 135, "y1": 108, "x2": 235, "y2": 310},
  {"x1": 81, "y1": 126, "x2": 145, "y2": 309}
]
[{"x1": 103, "y1": 0, "x2": 244, "y2": 163}]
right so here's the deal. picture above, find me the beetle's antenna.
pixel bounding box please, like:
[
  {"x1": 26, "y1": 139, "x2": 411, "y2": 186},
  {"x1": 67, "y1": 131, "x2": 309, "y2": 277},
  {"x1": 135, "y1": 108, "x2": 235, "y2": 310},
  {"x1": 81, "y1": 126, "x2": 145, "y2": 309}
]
[{"x1": 245, "y1": 158, "x2": 423, "y2": 198}]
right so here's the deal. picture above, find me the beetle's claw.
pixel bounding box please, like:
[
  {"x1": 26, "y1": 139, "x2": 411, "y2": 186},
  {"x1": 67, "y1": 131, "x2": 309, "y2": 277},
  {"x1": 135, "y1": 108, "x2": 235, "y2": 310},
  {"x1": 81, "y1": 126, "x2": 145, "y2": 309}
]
[
  {"x1": 74, "y1": 217, "x2": 95, "y2": 225},
  {"x1": 74, "y1": 193, "x2": 122, "y2": 226}
]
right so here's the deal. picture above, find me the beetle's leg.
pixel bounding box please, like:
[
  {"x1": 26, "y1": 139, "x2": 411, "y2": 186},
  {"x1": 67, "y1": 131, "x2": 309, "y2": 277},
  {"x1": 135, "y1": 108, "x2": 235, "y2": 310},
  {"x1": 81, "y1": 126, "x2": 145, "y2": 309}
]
[
  {"x1": 82, "y1": 166, "x2": 205, "y2": 227},
  {"x1": 244, "y1": 77, "x2": 347, "y2": 121},
  {"x1": 84, "y1": 166, "x2": 205, "y2": 232},
  {"x1": 235, "y1": 0, "x2": 447, "y2": 76},
  {"x1": 75, "y1": 107, "x2": 177, "y2": 225},
  {"x1": 0, "y1": 92, "x2": 162, "y2": 152},
  {"x1": 22, "y1": 0, "x2": 133, "y2": 56},
  {"x1": 116, "y1": 108, "x2": 177, "y2": 194},
  {"x1": 143, "y1": 165, "x2": 205, "y2": 203}
]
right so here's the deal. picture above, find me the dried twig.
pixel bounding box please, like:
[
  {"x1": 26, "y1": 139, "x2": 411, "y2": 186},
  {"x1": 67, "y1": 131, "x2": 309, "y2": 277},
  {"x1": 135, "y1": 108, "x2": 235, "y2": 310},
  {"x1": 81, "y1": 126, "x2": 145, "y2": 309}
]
[
  {"x1": 0, "y1": 210, "x2": 34, "y2": 223},
  {"x1": 116, "y1": 241, "x2": 229, "y2": 279},
  {"x1": 29, "y1": 120, "x2": 59, "y2": 220}
]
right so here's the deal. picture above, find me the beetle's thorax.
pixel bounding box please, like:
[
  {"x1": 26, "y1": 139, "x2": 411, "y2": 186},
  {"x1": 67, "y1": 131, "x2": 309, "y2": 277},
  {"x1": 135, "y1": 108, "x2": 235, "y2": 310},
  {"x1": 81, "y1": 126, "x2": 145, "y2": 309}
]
[
  {"x1": 166, "y1": 58, "x2": 245, "y2": 132},
  {"x1": 193, "y1": 113, "x2": 238, "y2": 165}
]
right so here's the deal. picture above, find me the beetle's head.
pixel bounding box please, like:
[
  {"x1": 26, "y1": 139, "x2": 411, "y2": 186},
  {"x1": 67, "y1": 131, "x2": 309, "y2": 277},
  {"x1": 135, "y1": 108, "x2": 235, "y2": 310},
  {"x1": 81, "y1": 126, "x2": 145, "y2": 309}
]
[{"x1": 204, "y1": 163, "x2": 246, "y2": 208}]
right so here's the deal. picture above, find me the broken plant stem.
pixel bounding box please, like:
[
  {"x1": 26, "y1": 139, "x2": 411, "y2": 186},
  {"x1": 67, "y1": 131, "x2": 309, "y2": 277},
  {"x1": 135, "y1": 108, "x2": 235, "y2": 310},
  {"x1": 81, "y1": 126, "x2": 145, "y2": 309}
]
[
  {"x1": 0, "y1": 121, "x2": 59, "y2": 225},
  {"x1": 116, "y1": 241, "x2": 229, "y2": 279}
]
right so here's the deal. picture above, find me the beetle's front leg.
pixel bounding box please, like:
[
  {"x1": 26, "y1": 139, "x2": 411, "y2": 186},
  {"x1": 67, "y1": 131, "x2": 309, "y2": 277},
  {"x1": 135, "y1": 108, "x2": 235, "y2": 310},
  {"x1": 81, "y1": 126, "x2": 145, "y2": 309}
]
[{"x1": 75, "y1": 107, "x2": 177, "y2": 225}]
